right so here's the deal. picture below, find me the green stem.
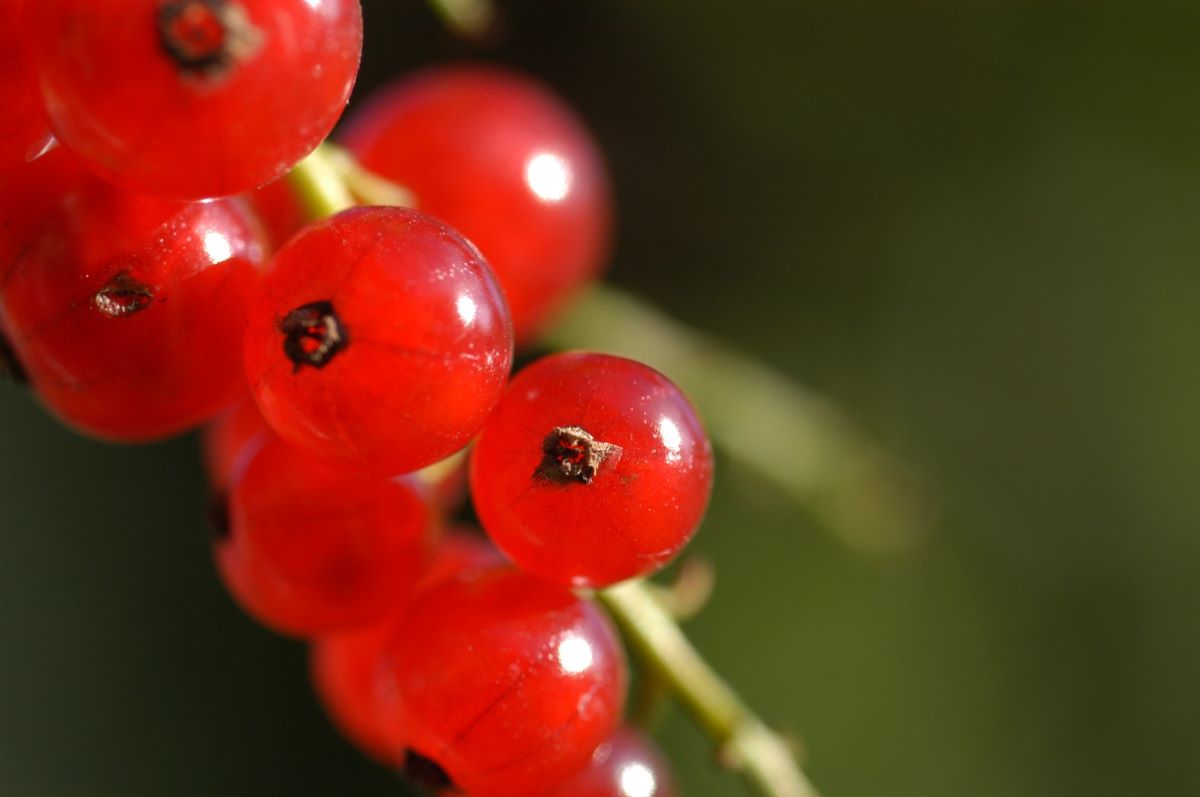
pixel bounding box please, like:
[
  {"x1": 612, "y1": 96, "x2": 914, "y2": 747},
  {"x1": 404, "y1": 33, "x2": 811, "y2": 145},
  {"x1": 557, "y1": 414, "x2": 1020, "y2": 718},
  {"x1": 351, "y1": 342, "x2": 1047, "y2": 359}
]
[
  {"x1": 547, "y1": 286, "x2": 932, "y2": 555},
  {"x1": 287, "y1": 144, "x2": 356, "y2": 219},
  {"x1": 427, "y1": 0, "x2": 497, "y2": 38},
  {"x1": 600, "y1": 580, "x2": 821, "y2": 797}
]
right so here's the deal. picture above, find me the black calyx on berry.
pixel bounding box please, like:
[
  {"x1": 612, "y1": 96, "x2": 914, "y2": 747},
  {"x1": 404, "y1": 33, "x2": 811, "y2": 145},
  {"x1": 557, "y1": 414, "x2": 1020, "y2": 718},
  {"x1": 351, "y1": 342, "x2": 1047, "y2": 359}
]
[
  {"x1": 402, "y1": 750, "x2": 455, "y2": 791},
  {"x1": 157, "y1": 0, "x2": 263, "y2": 79},
  {"x1": 280, "y1": 300, "x2": 349, "y2": 372},
  {"x1": 536, "y1": 425, "x2": 622, "y2": 485},
  {"x1": 207, "y1": 491, "x2": 231, "y2": 542},
  {"x1": 93, "y1": 272, "x2": 155, "y2": 318},
  {"x1": 0, "y1": 331, "x2": 27, "y2": 384}
]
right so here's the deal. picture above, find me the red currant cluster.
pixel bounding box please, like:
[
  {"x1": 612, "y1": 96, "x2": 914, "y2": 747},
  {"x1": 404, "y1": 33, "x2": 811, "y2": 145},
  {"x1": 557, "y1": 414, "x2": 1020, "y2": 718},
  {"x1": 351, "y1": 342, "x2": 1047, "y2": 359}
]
[{"x1": 1, "y1": 2, "x2": 726, "y2": 795}]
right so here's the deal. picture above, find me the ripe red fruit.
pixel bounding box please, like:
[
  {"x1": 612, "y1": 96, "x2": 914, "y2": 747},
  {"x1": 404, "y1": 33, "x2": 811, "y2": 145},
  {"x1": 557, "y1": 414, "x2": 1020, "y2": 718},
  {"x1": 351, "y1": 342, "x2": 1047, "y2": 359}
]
[
  {"x1": 309, "y1": 531, "x2": 504, "y2": 765},
  {"x1": 0, "y1": 147, "x2": 263, "y2": 441},
  {"x1": 340, "y1": 65, "x2": 612, "y2": 343},
  {"x1": 28, "y1": 0, "x2": 362, "y2": 199},
  {"x1": 215, "y1": 434, "x2": 437, "y2": 637},
  {"x1": 538, "y1": 728, "x2": 676, "y2": 797},
  {"x1": 243, "y1": 206, "x2": 514, "y2": 476},
  {"x1": 380, "y1": 567, "x2": 626, "y2": 796},
  {"x1": 0, "y1": 0, "x2": 53, "y2": 172},
  {"x1": 470, "y1": 352, "x2": 714, "y2": 588}
]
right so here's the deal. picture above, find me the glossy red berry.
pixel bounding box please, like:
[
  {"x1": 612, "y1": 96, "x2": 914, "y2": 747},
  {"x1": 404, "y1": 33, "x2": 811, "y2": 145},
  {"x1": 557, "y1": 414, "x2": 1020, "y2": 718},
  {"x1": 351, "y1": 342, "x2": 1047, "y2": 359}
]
[
  {"x1": 243, "y1": 206, "x2": 514, "y2": 476},
  {"x1": 0, "y1": 0, "x2": 53, "y2": 172},
  {"x1": 215, "y1": 434, "x2": 437, "y2": 637},
  {"x1": 308, "y1": 531, "x2": 504, "y2": 765},
  {"x1": 340, "y1": 65, "x2": 612, "y2": 343},
  {"x1": 0, "y1": 147, "x2": 263, "y2": 441},
  {"x1": 470, "y1": 352, "x2": 713, "y2": 588},
  {"x1": 538, "y1": 729, "x2": 676, "y2": 797},
  {"x1": 380, "y1": 567, "x2": 626, "y2": 796},
  {"x1": 29, "y1": 0, "x2": 362, "y2": 199}
]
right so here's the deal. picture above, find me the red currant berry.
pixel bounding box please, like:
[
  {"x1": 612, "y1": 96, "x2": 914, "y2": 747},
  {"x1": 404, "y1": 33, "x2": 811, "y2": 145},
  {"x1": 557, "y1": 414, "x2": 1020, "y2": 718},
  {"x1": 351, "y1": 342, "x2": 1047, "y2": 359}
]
[
  {"x1": 308, "y1": 531, "x2": 504, "y2": 765},
  {"x1": 215, "y1": 434, "x2": 437, "y2": 636},
  {"x1": 340, "y1": 65, "x2": 612, "y2": 343},
  {"x1": 201, "y1": 395, "x2": 269, "y2": 490},
  {"x1": 243, "y1": 206, "x2": 514, "y2": 476},
  {"x1": 29, "y1": 0, "x2": 362, "y2": 199},
  {"x1": 381, "y1": 567, "x2": 627, "y2": 796},
  {"x1": 538, "y1": 728, "x2": 676, "y2": 797},
  {"x1": 0, "y1": 147, "x2": 264, "y2": 441},
  {"x1": 0, "y1": 0, "x2": 53, "y2": 171},
  {"x1": 470, "y1": 352, "x2": 714, "y2": 588}
]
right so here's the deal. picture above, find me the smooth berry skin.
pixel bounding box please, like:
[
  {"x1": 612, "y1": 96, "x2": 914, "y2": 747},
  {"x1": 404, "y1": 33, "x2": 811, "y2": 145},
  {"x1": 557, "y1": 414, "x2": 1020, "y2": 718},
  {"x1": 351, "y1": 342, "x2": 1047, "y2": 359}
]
[
  {"x1": 538, "y1": 729, "x2": 676, "y2": 797},
  {"x1": 471, "y1": 353, "x2": 714, "y2": 588},
  {"x1": 0, "y1": 148, "x2": 263, "y2": 441},
  {"x1": 29, "y1": 0, "x2": 362, "y2": 199},
  {"x1": 0, "y1": 0, "x2": 53, "y2": 172},
  {"x1": 381, "y1": 567, "x2": 627, "y2": 797},
  {"x1": 340, "y1": 65, "x2": 613, "y2": 344},
  {"x1": 244, "y1": 206, "x2": 514, "y2": 477},
  {"x1": 215, "y1": 434, "x2": 437, "y2": 637},
  {"x1": 308, "y1": 531, "x2": 504, "y2": 766}
]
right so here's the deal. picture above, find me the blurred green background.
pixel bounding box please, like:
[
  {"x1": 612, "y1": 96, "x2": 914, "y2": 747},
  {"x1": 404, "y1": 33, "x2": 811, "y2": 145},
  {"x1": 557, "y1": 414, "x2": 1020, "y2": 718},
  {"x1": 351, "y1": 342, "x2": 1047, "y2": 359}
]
[{"x1": 2, "y1": 2, "x2": 1198, "y2": 795}]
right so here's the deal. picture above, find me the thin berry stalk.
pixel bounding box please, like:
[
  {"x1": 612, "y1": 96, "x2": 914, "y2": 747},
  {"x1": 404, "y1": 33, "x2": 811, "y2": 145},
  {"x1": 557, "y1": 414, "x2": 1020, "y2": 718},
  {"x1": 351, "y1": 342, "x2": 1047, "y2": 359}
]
[
  {"x1": 287, "y1": 145, "x2": 356, "y2": 218},
  {"x1": 600, "y1": 579, "x2": 821, "y2": 797}
]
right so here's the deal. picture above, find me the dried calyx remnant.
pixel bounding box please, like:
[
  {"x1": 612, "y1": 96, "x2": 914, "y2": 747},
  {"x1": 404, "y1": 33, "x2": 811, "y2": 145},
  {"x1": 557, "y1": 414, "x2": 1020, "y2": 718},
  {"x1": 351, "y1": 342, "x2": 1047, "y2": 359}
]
[
  {"x1": 207, "y1": 492, "x2": 231, "y2": 541},
  {"x1": 536, "y1": 425, "x2": 622, "y2": 485},
  {"x1": 0, "y1": 332, "x2": 26, "y2": 383},
  {"x1": 158, "y1": 0, "x2": 263, "y2": 79},
  {"x1": 403, "y1": 751, "x2": 454, "y2": 790},
  {"x1": 280, "y1": 300, "x2": 349, "y2": 372},
  {"x1": 93, "y1": 273, "x2": 154, "y2": 318}
]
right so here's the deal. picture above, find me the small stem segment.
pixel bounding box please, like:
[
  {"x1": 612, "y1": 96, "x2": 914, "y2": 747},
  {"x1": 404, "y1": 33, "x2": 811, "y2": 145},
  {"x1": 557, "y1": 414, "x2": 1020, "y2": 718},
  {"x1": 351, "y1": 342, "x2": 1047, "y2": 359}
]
[
  {"x1": 427, "y1": 0, "x2": 498, "y2": 39},
  {"x1": 287, "y1": 144, "x2": 356, "y2": 219},
  {"x1": 600, "y1": 580, "x2": 821, "y2": 797}
]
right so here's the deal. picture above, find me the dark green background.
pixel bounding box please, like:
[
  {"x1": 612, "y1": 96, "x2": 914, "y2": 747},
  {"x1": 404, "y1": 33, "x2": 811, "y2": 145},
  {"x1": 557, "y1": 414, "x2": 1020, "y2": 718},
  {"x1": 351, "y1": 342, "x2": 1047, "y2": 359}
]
[{"x1": 2, "y1": 2, "x2": 1197, "y2": 795}]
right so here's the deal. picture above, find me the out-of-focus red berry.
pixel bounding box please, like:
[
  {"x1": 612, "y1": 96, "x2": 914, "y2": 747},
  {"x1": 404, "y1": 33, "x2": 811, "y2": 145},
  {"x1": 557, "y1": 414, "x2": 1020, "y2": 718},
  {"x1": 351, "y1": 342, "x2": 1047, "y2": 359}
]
[
  {"x1": 379, "y1": 567, "x2": 627, "y2": 796},
  {"x1": 0, "y1": 147, "x2": 263, "y2": 441},
  {"x1": 308, "y1": 531, "x2": 504, "y2": 766},
  {"x1": 470, "y1": 352, "x2": 713, "y2": 588},
  {"x1": 340, "y1": 65, "x2": 612, "y2": 343},
  {"x1": 243, "y1": 206, "x2": 513, "y2": 476},
  {"x1": 29, "y1": 0, "x2": 362, "y2": 199},
  {"x1": 536, "y1": 728, "x2": 677, "y2": 797},
  {"x1": 215, "y1": 435, "x2": 437, "y2": 637}
]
